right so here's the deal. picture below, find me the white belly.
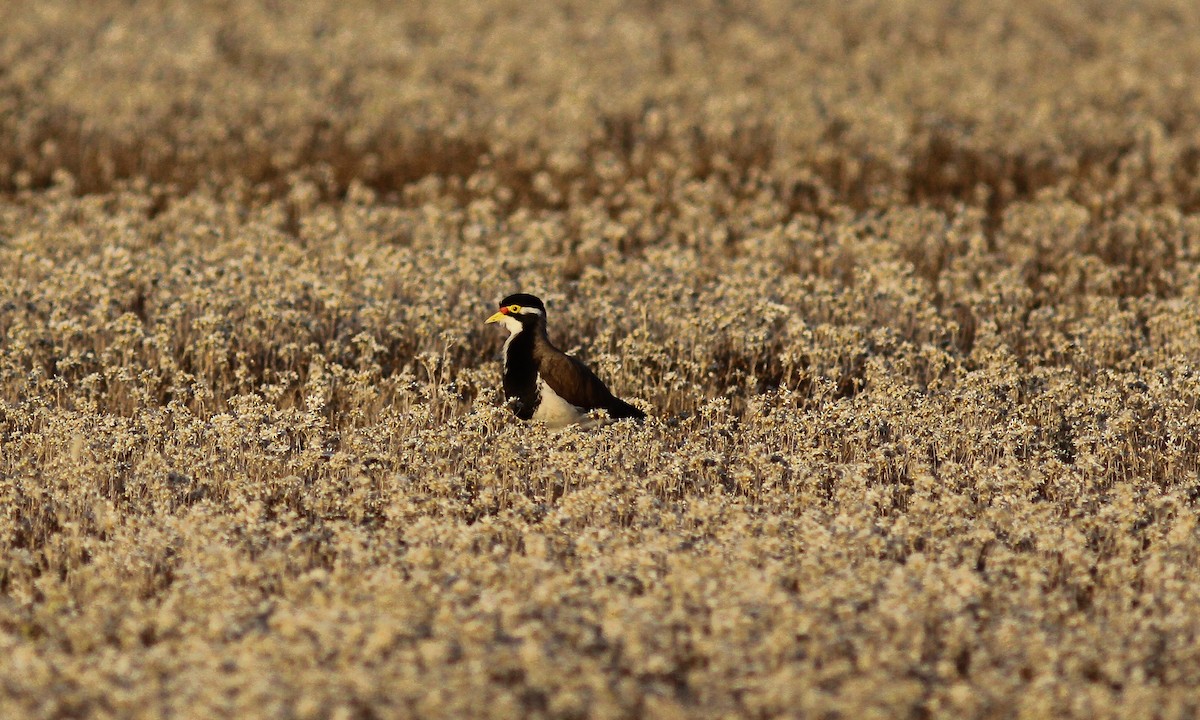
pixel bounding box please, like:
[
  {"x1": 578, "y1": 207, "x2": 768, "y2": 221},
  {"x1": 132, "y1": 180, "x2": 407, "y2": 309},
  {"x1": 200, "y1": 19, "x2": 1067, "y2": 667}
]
[{"x1": 532, "y1": 376, "x2": 586, "y2": 429}]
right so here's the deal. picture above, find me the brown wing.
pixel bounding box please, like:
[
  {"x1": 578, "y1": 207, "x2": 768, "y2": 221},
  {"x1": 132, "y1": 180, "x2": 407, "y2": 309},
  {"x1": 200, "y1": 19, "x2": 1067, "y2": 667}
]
[{"x1": 534, "y1": 345, "x2": 618, "y2": 411}]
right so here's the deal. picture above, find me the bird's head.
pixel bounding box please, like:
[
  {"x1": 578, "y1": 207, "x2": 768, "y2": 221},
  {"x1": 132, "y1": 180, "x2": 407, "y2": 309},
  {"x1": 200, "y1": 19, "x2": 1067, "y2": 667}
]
[{"x1": 485, "y1": 293, "x2": 547, "y2": 334}]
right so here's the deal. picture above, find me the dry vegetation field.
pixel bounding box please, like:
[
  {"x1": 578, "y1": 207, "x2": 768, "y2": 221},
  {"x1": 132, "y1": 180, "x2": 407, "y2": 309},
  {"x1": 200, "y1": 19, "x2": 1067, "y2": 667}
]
[{"x1": 4, "y1": 0, "x2": 1200, "y2": 717}]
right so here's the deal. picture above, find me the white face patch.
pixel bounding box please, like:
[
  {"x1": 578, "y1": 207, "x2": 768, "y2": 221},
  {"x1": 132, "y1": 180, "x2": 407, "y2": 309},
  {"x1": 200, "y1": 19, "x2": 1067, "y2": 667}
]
[
  {"x1": 500, "y1": 320, "x2": 522, "y2": 368},
  {"x1": 494, "y1": 306, "x2": 541, "y2": 368},
  {"x1": 532, "y1": 375, "x2": 587, "y2": 429},
  {"x1": 495, "y1": 313, "x2": 524, "y2": 335}
]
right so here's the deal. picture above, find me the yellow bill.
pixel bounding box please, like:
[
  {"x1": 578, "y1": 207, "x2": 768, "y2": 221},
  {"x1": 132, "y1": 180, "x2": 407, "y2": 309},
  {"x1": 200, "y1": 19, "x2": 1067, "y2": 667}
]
[{"x1": 485, "y1": 309, "x2": 507, "y2": 324}]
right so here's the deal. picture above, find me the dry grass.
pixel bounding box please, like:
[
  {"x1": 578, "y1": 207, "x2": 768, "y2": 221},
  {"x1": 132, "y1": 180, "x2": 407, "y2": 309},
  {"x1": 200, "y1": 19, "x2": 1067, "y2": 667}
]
[{"x1": 3, "y1": 1, "x2": 1200, "y2": 718}]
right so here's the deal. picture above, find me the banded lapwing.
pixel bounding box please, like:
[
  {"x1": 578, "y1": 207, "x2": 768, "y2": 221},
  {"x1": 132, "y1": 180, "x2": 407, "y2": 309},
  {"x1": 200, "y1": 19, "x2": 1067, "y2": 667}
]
[{"x1": 486, "y1": 293, "x2": 646, "y2": 429}]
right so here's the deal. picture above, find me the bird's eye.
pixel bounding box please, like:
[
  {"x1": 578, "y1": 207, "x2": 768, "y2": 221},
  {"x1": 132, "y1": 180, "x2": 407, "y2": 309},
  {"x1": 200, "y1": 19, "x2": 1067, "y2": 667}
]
[{"x1": 509, "y1": 304, "x2": 521, "y2": 313}]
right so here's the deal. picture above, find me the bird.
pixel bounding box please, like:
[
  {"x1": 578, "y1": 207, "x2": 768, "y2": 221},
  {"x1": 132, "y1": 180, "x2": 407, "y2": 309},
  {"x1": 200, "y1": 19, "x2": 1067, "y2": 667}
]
[{"x1": 485, "y1": 293, "x2": 646, "y2": 429}]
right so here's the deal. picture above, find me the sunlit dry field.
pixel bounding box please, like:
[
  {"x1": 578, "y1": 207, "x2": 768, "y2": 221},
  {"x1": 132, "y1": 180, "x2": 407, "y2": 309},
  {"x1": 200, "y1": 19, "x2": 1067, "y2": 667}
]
[{"x1": 3, "y1": 1, "x2": 1200, "y2": 718}]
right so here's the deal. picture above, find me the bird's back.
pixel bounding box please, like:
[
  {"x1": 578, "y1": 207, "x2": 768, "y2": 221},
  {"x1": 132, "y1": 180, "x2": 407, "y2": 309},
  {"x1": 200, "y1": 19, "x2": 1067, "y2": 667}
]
[{"x1": 534, "y1": 337, "x2": 644, "y2": 420}]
